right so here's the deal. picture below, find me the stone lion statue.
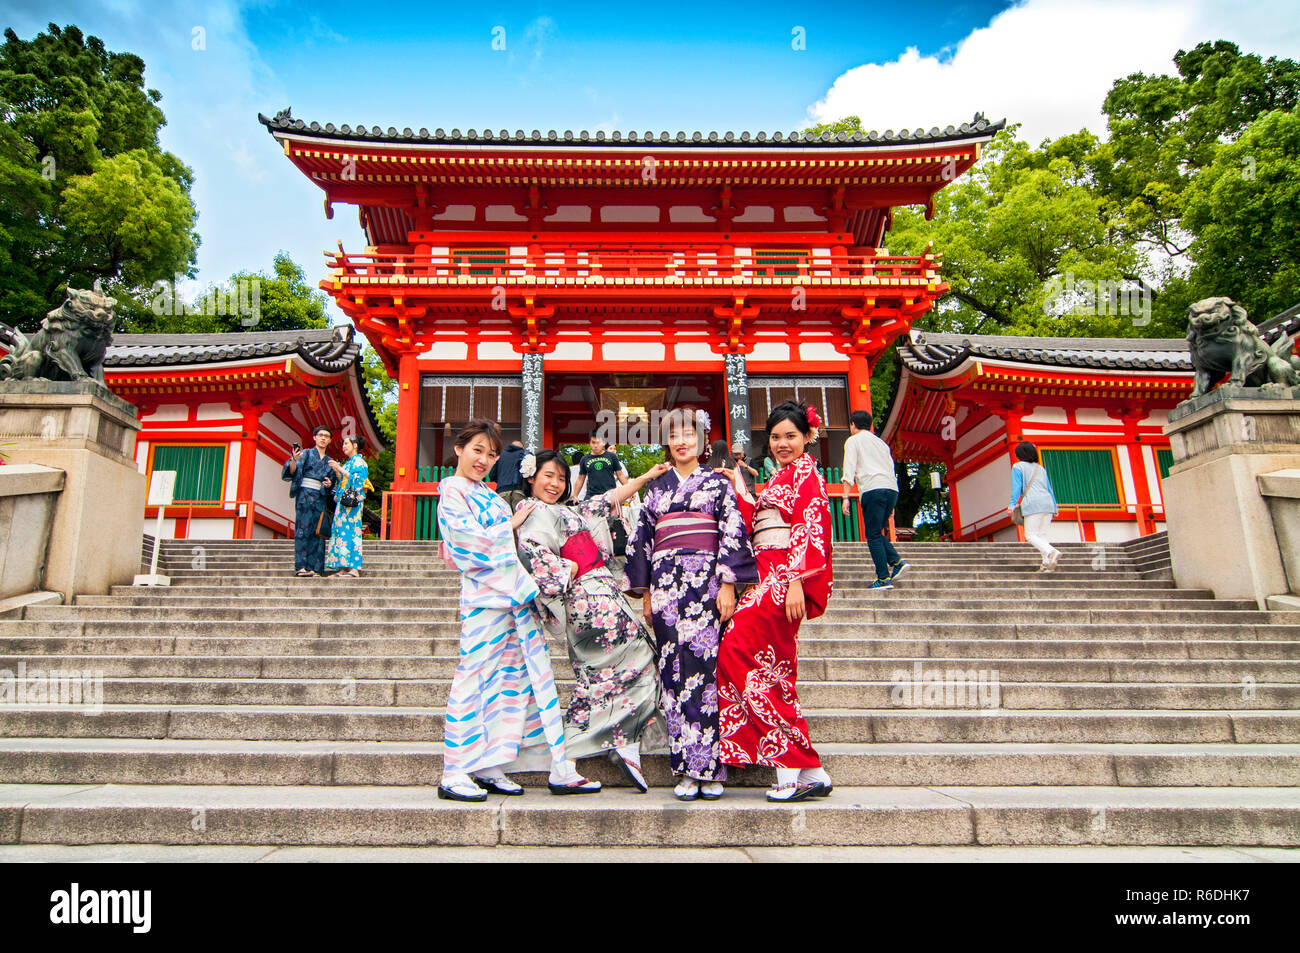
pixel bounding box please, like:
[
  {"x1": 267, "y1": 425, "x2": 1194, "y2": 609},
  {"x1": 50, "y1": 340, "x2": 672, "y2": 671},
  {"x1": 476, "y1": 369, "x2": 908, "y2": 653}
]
[
  {"x1": 1186, "y1": 296, "x2": 1300, "y2": 398},
  {"x1": 0, "y1": 288, "x2": 116, "y2": 384}
]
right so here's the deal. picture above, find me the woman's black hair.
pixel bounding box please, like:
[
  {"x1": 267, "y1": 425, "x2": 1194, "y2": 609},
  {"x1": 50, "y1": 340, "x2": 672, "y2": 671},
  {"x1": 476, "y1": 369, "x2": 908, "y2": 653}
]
[
  {"x1": 342, "y1": 434, "x2": 365, "y2": 453},
  {"x1": 765, "y1": 399, "x2": 814, "y2": 439},
  {"x1": 454, "y1": 418, "x2": 504, "y2": 454},
  {"x1": 1014, "y1": 441, "x2": 1039, "y2": 464},
  {"x1": 523, "y1": 448, "x2": 571, "y2": 503},
  {"x1": 707, "y1": 439, "x2": 730, "y2": 468}
]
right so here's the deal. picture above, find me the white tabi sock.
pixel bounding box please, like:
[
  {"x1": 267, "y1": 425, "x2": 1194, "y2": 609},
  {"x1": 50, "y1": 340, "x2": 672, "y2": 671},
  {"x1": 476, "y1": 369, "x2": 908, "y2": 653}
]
[{"x1": 775, "y1": 768, "x2": 800, "y2": 787}]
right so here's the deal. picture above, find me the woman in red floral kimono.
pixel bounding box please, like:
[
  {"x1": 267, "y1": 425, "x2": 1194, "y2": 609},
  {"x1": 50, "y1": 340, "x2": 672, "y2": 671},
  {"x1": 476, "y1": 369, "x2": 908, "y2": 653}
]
[{"x1": 717, "y1": 399, "x2": 835, "y2": 802}]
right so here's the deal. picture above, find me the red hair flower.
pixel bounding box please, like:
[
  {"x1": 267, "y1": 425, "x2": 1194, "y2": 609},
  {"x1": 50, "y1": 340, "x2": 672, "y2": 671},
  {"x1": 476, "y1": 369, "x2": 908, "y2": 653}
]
[{"x1": 806, "y1": 405, "x2": 822, "y2": 429}]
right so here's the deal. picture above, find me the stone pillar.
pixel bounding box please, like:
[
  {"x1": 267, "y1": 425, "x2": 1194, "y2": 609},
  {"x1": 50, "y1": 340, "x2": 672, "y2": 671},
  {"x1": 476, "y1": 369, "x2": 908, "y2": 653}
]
[
  {"x1": 1162, "y1": 389, "x2": 1300, "y2": 608},
  {"x1": 522, "y1": 352, "x2": 543, "y2": 452},
  {"x1": 723, "y1": 353, "x2": 750, "y2": 453},
  {"x1": 0, "y1": 381, "x2": 145, "y2": 600}
]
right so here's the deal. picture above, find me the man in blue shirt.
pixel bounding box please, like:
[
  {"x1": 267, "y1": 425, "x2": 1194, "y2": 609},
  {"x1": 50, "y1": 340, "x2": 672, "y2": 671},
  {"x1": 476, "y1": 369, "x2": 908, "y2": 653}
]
[{"x1": 282, "y1": 426, "x2": 334, "y2": 576}]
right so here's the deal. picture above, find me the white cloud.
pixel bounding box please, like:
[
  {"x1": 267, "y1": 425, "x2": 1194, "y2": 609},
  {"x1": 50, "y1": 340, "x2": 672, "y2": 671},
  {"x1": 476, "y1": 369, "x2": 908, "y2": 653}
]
[{"x1": 807, "y1": 0, "x2": 1300, "y2": 144}]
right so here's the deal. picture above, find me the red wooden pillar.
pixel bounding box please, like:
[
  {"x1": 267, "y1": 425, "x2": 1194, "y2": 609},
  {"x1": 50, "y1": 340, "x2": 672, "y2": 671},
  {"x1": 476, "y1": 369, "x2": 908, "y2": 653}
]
[
  {"x1": 235, "y1": 401, "x2": 261, "y2": 539},
  {"x1": 392, "y1": 349, "x2": 420, "y2": 539},
  {"x1": 848, "y1": 353, "x2": 872, "y2": 414},
  {"x1": 1114, "y1": 407, "x2": 1155, "y2": 537},
  {"x1": 1003, "y1": 406, "x2": 1027, "y2": 542}
]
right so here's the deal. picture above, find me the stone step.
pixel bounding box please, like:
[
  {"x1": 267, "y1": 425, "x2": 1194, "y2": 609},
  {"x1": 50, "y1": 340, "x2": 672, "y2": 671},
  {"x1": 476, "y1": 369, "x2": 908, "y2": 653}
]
[
  {"x1": 3, "y1": 635, "x2": 1297, "y2": 661},
  {"x1": 4, "y1": 705, "x2": 1296, "y2": 743},
  {"x1": 3, "y1": 676, "x2": 1294, "y2": 708},
  {"x1": 6, "y1": 653, "x2": 1300, "y2": 682},
  {"x1": 23, "y1": 606, "x2": 1282, "y2": 626},
  {"x1": 104, "y1": 581, "x2": 1201, "y2": 599},
  {"x1": 3, "y1": 783, "x2": 1297, "y2": 846},
  {"x1": 8, "y1": 844, "x2": 1299, "y2": 861},
  {"x1": 72, "y1": 592, "x2": 1231, "y2": 610},
  {"x1": 0, "y1": 739, "x2": 1296, "y2": 787},
  {"x1": 3, "y1": 622, "x2": 1296, "y2": 647},
  {"x1": 46, "y1": 598, "x2": 1258, "y2": 618}
]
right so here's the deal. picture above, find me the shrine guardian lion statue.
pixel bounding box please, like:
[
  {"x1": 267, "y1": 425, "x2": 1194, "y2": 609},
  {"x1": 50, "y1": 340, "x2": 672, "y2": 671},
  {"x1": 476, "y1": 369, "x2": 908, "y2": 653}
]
[
  {"x1": 0, "y1": 288, "x2": 116, "y2": 384},
  {"x1": 1186, "y1": 296, "x2": 1300, "y2": 398}
]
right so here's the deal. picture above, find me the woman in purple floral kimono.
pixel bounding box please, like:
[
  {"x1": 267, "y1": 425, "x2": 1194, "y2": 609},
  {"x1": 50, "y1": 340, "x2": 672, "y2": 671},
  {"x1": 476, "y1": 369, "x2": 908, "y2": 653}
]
[
  {"x1": 626, "y1": 408, "x2": 758, "y2": 801},
  {"x1": 515, "y1": 449, "x2": 671, "y2": 793}
]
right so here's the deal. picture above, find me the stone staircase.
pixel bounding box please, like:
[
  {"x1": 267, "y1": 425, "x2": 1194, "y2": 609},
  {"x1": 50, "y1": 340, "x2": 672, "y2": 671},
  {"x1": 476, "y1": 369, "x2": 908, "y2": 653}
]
[{"x1": 1, "y1": 536, "x2": 1298, "y2": 853}]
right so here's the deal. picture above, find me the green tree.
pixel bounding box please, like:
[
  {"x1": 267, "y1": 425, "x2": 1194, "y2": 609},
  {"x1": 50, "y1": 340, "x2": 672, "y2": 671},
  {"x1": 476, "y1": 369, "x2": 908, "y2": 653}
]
[
  {"x1": 116, "y1": 252, "x2": 329, "y2": 334},
  {"x1": 360, "y1": 345, "x2": 397, "y2": 493},
  {"x1": 1179, "y1": 107, "x2": 1300, "y2": 321},
  {"x1": 890, "y1": 128, "x2": 1158, "y2": 337},
  {"x1": 0, "y1": 23, "x2": 198, "y2": 330},
  {"x1": 1093, "y1": 40, "x2": 1300, "y2": 263}
]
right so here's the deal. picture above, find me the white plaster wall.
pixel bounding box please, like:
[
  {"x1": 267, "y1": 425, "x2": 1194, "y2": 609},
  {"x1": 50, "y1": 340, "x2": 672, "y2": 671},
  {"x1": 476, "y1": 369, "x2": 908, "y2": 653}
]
[
  {"x1": 224, "y1": 443, "x2": 240, "y2": 502},
  {"x1": 1023, "y1": 405, "x2": 1067, "y2": 424},
  {"x1": 478, "y1": 342, "x2": 521, "y2": 361},
  {"x1": 550, "y1": 341, "x2": 593, "y2": 360},
  {"x1": 140, "y1": 516, "x2": 176, "y2": 540},
  {"x1": 1075, "y1": 408, "x2": 1119, "y2": 427},
  {"x1": 260, "y1": 413, "x2": 299, "y2": 448},
  {"x1": 797, "y1": 343, "x2": 847, "y2": 362},
  {"x1": 254, "y1": 447, "x2": 291, "y2": 518},
  {"x1": 673, "y1": 343, "x2": 723, "y2": 362},
  {"x1": 669, "y1": 206, "x2": 713, "y2": 222},
  {"x1": 956, "y1": 416, "x2": 1003, "y2": 457},
  {"x1": 747, "y1": 342, "x2": 789, "y2": 361},
  {"x1": 1093, "y1": 520, "x2": 1140, "y2": 542},
  {"x1": 421, "y1": 341, "x2": 469, "y2": 360},
  {"x1": 956, "y1": 456, "x2": 1013, "y2": 530},
  {"x1": 599, "y1": 206, "x2": 659, "y2": 222},
  {"x1": 196, "y1": 402, "x2": 234, "y2": 420},
  {"x1": 184, "y1": 519, "x2": 235, "y2": 540},
  {"x1": 604, "y1": 342, "x2": 663, "y2": 361},
  {"x1": 143, "y1": 405, "x2": 188, "y2": 422},
  {"x1": 1116, "y1": 448, "x2": 1136, "y2": 507}
]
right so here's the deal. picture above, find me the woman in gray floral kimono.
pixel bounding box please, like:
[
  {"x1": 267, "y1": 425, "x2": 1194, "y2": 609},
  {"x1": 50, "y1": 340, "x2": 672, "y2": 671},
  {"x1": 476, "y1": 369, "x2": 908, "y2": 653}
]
[{"x1": 515, "y1": 448, "x2": 671, "y2": 792}]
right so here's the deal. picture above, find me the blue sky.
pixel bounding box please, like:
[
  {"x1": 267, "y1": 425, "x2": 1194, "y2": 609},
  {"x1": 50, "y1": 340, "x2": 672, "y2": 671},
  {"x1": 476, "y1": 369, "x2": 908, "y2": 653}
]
[{"x1": 5, "y1": 1, "x2": 1297, "y2": 321}]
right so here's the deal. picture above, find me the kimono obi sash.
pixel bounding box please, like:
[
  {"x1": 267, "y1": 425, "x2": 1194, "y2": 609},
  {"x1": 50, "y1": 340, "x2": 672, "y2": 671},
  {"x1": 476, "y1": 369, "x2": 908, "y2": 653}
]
[
  {"x1": 652, "y1": 511, "x2": 719, "y2": 554},
  {"x1": 752, "y1": 506, "x2": 791, "y2": 550},
  {"x1": 299, "y1": 478, "x2": 324, "y2": 492},
  {"x1": 560, "y1": 529, "x2": 605, "y2": 579}
]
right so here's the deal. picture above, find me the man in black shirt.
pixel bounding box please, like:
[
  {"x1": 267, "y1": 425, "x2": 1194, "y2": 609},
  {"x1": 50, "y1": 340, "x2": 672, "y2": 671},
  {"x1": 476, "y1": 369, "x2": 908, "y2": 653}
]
[{"x1": 574, "y1": 433, "x2": 626, "y2": 499}]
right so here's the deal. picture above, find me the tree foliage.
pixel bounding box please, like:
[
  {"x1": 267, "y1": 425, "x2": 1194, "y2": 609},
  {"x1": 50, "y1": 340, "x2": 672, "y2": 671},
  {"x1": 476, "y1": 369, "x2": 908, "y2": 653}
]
[{"x1": 0, "y1": 23, "x2": 198, "y2": 331}]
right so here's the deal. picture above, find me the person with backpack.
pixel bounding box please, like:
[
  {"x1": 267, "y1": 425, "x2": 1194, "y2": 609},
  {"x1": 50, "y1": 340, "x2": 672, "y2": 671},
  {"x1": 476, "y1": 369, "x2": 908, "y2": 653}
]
[{"x1": 1007, "y1": 441, "x2": 1061, "y2": 571}]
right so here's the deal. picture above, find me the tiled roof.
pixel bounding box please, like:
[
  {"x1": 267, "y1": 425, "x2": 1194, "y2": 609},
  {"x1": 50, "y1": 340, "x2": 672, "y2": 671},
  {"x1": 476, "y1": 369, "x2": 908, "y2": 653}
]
[
  {"x1": 258, "y1": 108, "x2": 1006, "y2": 148},
  {"x1": 107, "y1": 326, "x2": 360, "y2": 374},
  {"x1": 898, "y1": 331, "x2": 1193, "y2": 375}
]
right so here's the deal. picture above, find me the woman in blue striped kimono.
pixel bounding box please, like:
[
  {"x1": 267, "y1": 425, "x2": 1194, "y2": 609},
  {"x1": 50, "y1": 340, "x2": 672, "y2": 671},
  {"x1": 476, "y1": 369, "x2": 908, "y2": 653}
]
[{"x1": 435, "y1": 419, "x2": 601, "y2": 802}]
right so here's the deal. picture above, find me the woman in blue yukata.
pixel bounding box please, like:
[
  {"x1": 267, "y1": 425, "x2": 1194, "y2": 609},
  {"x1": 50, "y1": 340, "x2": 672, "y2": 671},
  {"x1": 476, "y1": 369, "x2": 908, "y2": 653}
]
[
  {"x1": 435, "y1": 418, "x2": 601, "y2": 802},
  {"x1": 325, "y1": 435, "x2": 369, "y2": 577},
  {"x1": 625, "y1": 408, "x2": 758, "y2": 801}
]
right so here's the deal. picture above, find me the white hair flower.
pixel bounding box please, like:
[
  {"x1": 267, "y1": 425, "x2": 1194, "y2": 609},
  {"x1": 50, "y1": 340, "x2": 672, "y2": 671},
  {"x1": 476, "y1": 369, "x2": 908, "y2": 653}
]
[
  {"x1": 696, "y1": 410, "x2": 711, "y2": 434},
  {"x1": 519, "y1": 451, "x2": 537, "y2": 478}
]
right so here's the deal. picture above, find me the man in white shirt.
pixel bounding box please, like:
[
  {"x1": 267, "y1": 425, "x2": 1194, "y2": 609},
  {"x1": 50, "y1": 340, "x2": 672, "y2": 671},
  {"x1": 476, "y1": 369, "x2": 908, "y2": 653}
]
[{"x1": 841, "y1": 410, "x2": 909, "y2": 589}]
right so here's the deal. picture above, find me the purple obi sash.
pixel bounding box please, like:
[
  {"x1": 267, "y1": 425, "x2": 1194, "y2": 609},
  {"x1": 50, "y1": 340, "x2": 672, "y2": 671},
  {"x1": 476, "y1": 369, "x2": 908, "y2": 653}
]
[{"x1": 652, "y1": 511, "x2": 719, "y2": 554}]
